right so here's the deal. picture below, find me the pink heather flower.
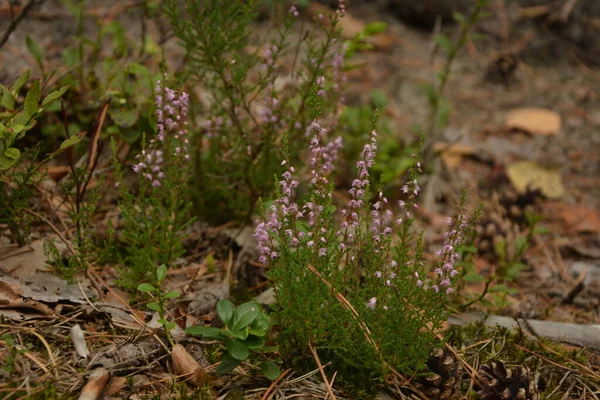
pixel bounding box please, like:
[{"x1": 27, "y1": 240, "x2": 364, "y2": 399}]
[
  {"x1": 431, "y1": 209, "x2": 469, "y2": 295},
  {"x1": 367, "y1": 297, "x2": 376, "y2": 310},
  {"x1": 337, "y1": 0, "x2": 346, "y2": 16},
  {"x1": 375, "y1": 271, "x2": 382, "y2": 278},
  {"x1": 341, "y1": 129, "x2": 378, "y2": 235},
  {"x1": 134, "y1": 79, "x2": 189, "y2": 184}
]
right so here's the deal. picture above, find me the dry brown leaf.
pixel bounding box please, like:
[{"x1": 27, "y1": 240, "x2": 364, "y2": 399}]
[
  {"x1": 433, "y1": 142, "x2": 476, "y2": 169},
  {"x1": 506, "y1": 160, "x2": 564, "y2": 199},
  {"x1": 105, "y1": 376, "x2": 127, "y2": 396},
  {"x1": 505, "y1": 107, "x2": 561, "y2": 135},
  {"x1": 547, "y1": 202, "x2": 600, "y2": 233},
  {"x1": 79, "y1": 368, "x2": 110, "y2": 400},
  {"x1": 171, "y1": 344, "x2": 214, "y2": 387}
]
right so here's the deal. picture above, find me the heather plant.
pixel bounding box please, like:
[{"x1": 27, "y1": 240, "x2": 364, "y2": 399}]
[
  {"x1": 254, "y1": 121, "x2": 476, "y2": 380},
  {"x1": 110, "y1": 78, "x2": 194, "y2": 289},
  {"x1": 166, "y1": 0, "x2": 347, "y2": 223}
]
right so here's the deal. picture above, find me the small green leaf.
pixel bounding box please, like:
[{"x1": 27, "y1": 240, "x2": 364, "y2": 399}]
[
  {"x1": 494, "y1": 238, "x2": 506, "y2": 260},
  {"x1": 515, "y1": 236, "x2": 528, "y2": 254},
  {"x1": 137, "y1": 283, "x2": 156, "y2": 293},
  {"x1": 1, "y1": 333, "x2": 15, "y2": 346},
  {"x1": 226, "y1": 339, "x2": 249, "y2": 360},
  {"x1": 506, "y1": 262, "x2": 526, "y2": 280},
  {"x1": 4, "y1": 148, "x2": 20, "y2": 160},
  {"x1": 0, "y1": 84, "x2": 15, "y2": 110},
  {"x1": 217, "y1": 351, "x2": 241, "y2": 374},
  {"x1": 252, "y1": 313, "x2": 271, "y2": 332},
  {"x1": 156, "y1": 264, "x2": 167, "y2": 283},
  {"x1": 185, "y1": 325, "x2": 223, "y2": 338},
  {"x1": 217, "y1": 299, "x2": 234, "y2": 325},
  {"x1": 48, "y1": 134, "x2": 82, "y2": 156},
  {"x1": 163, "y1": 290, "x2": 180, "y2": 299},
  {"x1": 12, "y1": 70, "x2": 30, "y2": 97},
  {"x1": 0, "y1": 152, "x2": 18, "y2": 170},
  {"x1": 109, "y1": 108, "x2": 139, "y2": 128},
  {"x1": 232, "y1": 301, "x2": 260, "y2": 331},
  {"x1": 260, "y1": 361, "x2": 281, "y2": 381},
  {"x1": 26, "y1": 36, "x2": 44, "y2": 64},
  {"x1": 242, "y1": 335, "x2": 265, "y2": 349},
  {"x1": 229, "y1": 328, "x2": 249, "y2": 340},
  {"x1": 157, "y1": 318, "x2": 168, "y2": 325},
  {"x1": 462, "y1": 245, "x2": 478, "y2": 254},
  {"x1": 24, "y1": 80, "x2": 40, "y2": 118},
  {"x1": 164, "y1": 322, "x2": 176, "y2": 331},
  {"x1": 463, "y1": 272, "x2": 486, "y2": 283},
  {"x1": 434, "y1": 34, "x2": 453, "y2": 52},
  {"x1": 41, "y1": 86, "x2": 69, "y2": 107},
  {"x1": 436, "y1": 98, "x2": 452, "y2": 129},
  {"x1": 146, "y1": 302, "x2": 161, "y2": 311},
  {"x1": 364, "y1": 21, "x2": 388, "y2": 36},
  {"x1": 452, "y1": 11, "x2": 466, "y2": 24},
  {"x1": 489, "y1": 284, "x2": 518, "y2": 295},
  {"x1": 369, "y1": 89, "x2": 387, "y2": 109}
]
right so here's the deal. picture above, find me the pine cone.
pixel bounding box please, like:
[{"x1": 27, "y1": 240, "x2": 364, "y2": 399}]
[
  {"x1": 473, "y1": 189, "x2": 540, "y2": 258},
  {"x1": 477, "y1": 361, "x2": 538, "y2": 400},
  {"x1": 415, "y1": 348, "x2": 463, "y2": 400},
  {"x1": 485, "y1": 54, "x2": 519, "y2": 86}
]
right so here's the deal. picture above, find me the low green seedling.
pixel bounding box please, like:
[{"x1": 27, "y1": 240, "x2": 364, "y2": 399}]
[
  {"x1": 138, "y1": 264, "x2": 181, "y2": 347},
  {"x1": 186, "y1": 299, "x2": 280, "y2": 380},
  {"x1": 1, "y1": 333, "x2": 28, "y2": 376}
]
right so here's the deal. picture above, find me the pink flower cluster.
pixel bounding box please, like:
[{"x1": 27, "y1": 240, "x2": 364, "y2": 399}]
[
  {"x1": 254, "y1": 121, "x2": 343, "y2": 262},
  {"x1": 431, "y1": 213, "x2": 468, "y2": 294},
  {"x1": 132, "y1": 80, "x2": 190, "y2": 187},
  {"x1": 339, "y1": 129, "x2": 378, "y2": 246},
  {"x1": 254, "y1": 160, "x2": 303, "y2": 264},
  {"x1": 370, "y1": 192, "x2": 393, "y2": 250}
]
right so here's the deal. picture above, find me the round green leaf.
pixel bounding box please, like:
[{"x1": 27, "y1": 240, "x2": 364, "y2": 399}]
[
  {"x1": 4, "y1": 148, "x2": 20, "y2": 160},
  {"x1": 226, "y1": 339, "x2": 249, "y2": 360},
  {"x1": 229, "y1": 327, "x2": 249, "y2": 340},
  {"x1": 156, "y1": 264, "x2": 167, "y2": 283},
  {"x1": 260, "y1": 361, "x2": 281, "y2": 381},
  {"x1": 146, "y1": 302, "x2": 161, "y2": 311},
  {"x1": 217, "y1": 299, "x2": 234, "y2": 325},
  {"x1": 137, "y1": 283, "x2": 156, "y2": 293},
  {"x1": 242, "y1": 335, "x2": 265, "y2": 349},
  {"x1": 232, "y1": 301, "x2": 260, "y2": 331},
  {"x1": 217, "y1": 351, "x2": 241, "y2": 374},
  {"x1": 163, "y1": 290, "x2": 180, "y2": 299}
]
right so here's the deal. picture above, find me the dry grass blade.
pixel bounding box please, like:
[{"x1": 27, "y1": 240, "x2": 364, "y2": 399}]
[
  {"x1": 0, "y1": 324, "x2": 59, "y2": 379},
  {"x1": 260, "y1": 368, "x2": 292, "y2": 400},
  {"x1": 308, "y1": 342, "x2": 337, "y2": 400}
]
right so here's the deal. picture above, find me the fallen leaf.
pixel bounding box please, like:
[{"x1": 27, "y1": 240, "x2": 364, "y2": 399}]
[
  {"x1": 506, "y1": 161, "x2": 564, "y2": 199},
  {"x1": 506, "y1": 107, "x2": 561, "y2": 135},
  {"x1": 105, "y1": 376, "x2": 127, "y2": 396},
  {"x1": 546, "y1": 202, "x2": 600, "y2": 233},
  {"x1": 0, "y1": 239, "x2": 92, "y2": 304},
  {"x1": 433, "y1": 142, "x2": 476, "y2": 169},
  {"x1": 171, "y1": 344, "x2": 214, "y2": 387},
  {"x1": 79, "y1": 368, "x2": 110, "y2": 400}
]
